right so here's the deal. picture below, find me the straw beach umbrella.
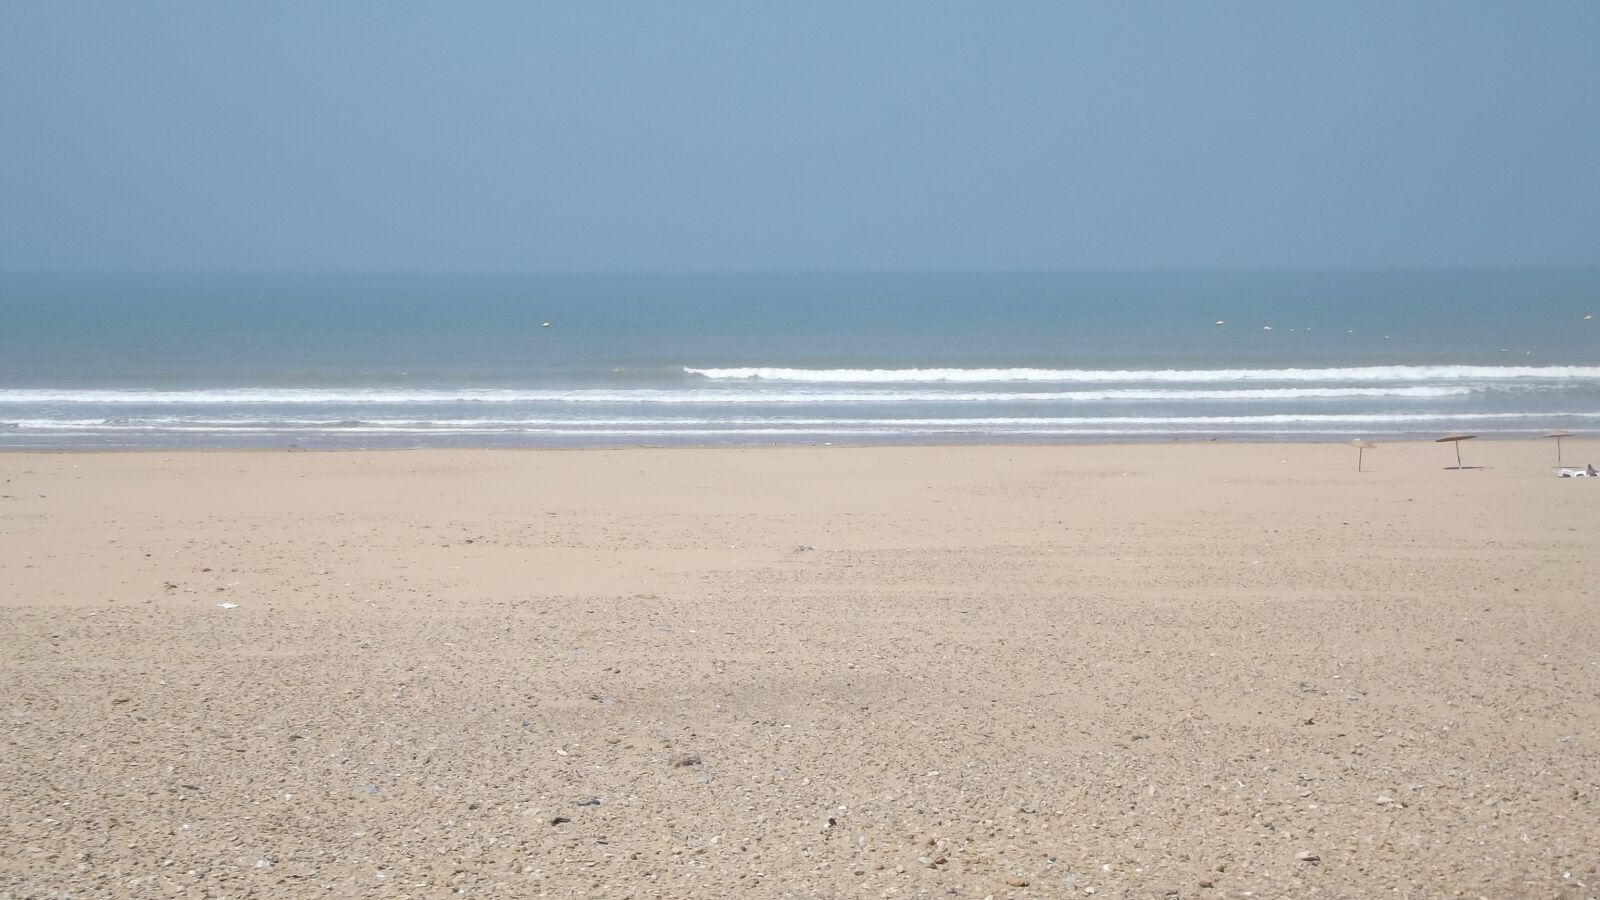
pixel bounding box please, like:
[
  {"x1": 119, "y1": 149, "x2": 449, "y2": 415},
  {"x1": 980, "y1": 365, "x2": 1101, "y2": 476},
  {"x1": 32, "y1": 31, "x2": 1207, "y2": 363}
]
[
  {"x1": 1347, "y1": 438, "x2": 1375, "y2": 472},
  {"x1": 1545, "y1": 429, "x2": 1573, "y2": 466},
  {"x1": 1435, "y1": 432, "x2": 1477, "y2": 469}
]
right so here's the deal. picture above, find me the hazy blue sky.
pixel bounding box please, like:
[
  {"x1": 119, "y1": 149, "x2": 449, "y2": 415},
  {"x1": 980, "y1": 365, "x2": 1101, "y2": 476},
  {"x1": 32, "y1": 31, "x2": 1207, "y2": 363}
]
[{"x1": 2, "y1": 3, "x2": 1596, "y2": 272}]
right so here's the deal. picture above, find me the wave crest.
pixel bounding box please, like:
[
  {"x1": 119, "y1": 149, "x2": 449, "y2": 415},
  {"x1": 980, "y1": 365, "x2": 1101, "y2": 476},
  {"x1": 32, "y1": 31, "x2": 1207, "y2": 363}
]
[
  {"x1": 0, "y1": 386, "x2": 1476, "y2": 404},
  {"x1": 682, "y1": 365, "x2": 1600, "y2": 384}
]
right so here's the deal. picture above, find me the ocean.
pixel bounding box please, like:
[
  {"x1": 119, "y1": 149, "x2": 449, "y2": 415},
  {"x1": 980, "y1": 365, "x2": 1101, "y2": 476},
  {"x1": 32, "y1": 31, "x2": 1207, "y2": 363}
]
[{"x1": 2, "y1": 270, "x2": 1597, "y2": 449}]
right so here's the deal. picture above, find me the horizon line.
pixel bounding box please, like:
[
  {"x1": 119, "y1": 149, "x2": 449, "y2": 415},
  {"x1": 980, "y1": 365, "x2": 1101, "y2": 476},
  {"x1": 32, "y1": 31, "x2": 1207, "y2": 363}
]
[{"x1": 4, "y1": 265, "x2": 1600, "y2": 277}]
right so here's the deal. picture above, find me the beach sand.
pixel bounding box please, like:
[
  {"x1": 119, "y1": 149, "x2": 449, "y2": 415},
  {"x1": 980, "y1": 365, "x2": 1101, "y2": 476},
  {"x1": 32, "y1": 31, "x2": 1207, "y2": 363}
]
[{"x1": 2, "y1": 441, "x2": 1598, "y2": 898}]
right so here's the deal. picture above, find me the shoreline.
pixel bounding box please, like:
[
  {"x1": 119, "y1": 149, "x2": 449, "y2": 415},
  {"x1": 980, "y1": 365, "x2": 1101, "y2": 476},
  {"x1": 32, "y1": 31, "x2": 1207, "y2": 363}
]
[{"x1": 0, "y1": 432, "x2": 1592, "y2": 452}]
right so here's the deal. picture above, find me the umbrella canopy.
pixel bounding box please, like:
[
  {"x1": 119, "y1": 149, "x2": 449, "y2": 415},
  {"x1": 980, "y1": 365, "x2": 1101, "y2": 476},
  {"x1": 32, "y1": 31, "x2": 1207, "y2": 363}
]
[
  {"x1": 1347, "y1": 438, "x2": 1375, "y2": 471},
  {"x1": 1436, "y1": 433, "x2": 1477, "y2": 469},
  {"x1": 1545, "y1": 429, "x2": 1574, "y2": 465}
]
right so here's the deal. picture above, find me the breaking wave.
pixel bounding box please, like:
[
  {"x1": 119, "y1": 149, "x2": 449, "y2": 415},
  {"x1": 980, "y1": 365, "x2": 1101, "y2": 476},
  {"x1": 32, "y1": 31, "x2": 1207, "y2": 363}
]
[
  {"x1": 683, "y1": 365, "x2": 1600, "y2": 384},
  {"x1": 0, "y1": 385, "x2": 1488, "y2": 405}
]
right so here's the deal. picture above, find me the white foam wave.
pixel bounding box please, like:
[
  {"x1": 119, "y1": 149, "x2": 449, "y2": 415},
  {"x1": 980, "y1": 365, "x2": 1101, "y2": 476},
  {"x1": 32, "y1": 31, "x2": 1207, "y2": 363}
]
[
  {"x1": 684, "y1": 365, "x2": 1600, "y2": 384},
  {"x1": 0, "y1": 426, "x2": 1573, "y2": 440},
  {"x1": 11, "y1": 411, "x2": 1600, "y2": 432},
  {"x1": 0, "y1": 385, "x2": 1481, "y2": 405}
]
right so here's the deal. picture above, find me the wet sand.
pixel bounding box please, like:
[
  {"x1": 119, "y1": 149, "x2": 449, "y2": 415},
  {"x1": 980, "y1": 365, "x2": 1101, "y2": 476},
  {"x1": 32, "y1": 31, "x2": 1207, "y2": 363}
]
[{"x1": 2, "y1": 441, "x2": 1598, "y2": 898}]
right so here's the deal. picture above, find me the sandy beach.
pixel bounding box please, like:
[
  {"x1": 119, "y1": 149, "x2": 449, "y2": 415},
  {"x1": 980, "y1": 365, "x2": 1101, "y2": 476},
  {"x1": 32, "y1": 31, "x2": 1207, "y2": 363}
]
[{"x1": 2, "y1": 440, "x2": 1597, "y2": 899}]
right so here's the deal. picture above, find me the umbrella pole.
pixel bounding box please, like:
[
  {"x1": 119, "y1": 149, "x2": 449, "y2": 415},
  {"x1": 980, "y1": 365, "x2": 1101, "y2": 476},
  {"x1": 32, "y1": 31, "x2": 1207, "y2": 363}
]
[
  {"x1": 1358, "y1": 447, "x2": 1364, "y2": 472},
  {"x1": 1557, "y1": 437, "x2": 1563, "y2": 466},
  {"x1": 1455, "y1": 442, "x2": 1462, "y2": 469}
]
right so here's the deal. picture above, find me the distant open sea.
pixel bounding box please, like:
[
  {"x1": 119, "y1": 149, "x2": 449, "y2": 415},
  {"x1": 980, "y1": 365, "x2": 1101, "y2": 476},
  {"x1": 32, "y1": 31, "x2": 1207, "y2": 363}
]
[{"x1": 2, "y1": 271, "x2": 1598, "y2": 449}]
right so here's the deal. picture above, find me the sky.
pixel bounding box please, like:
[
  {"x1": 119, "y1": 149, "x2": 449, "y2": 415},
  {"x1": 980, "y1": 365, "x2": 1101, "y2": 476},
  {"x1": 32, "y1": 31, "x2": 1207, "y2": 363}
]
[{"x1": 1, "y1": 2, "x2": 1597, "y2": 272}]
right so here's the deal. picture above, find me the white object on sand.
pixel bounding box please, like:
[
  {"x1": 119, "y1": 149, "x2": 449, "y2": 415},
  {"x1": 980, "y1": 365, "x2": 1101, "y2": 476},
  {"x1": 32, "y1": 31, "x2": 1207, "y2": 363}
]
[{"x1": 217, "y1": 602, "x2": 239, "y2": 609}]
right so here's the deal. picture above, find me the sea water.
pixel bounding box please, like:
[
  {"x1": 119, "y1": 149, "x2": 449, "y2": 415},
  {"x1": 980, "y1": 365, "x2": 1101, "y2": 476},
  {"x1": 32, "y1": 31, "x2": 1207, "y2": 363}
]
[{"x1": 2, "y1": 270, "x2": 1597, "y2": 449}]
